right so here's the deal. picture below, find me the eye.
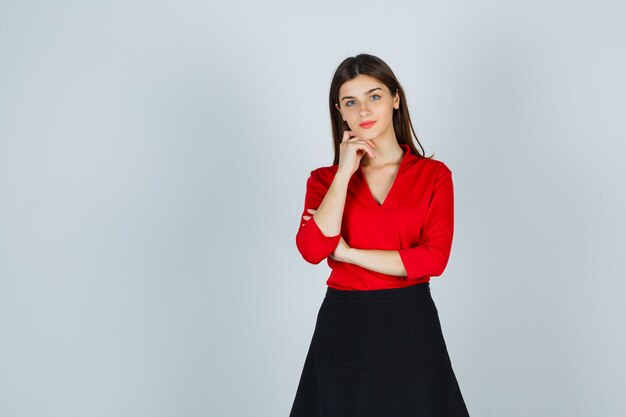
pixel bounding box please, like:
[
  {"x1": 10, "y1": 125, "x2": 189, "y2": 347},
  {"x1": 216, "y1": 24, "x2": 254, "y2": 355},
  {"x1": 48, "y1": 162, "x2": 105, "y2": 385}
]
[{"x1": 346, "y1": 95, "x2": 380, "y2": 107}]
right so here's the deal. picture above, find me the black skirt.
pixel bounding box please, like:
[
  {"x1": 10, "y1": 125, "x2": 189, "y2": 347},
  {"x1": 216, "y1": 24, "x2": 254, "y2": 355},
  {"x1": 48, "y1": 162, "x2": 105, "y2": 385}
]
[{"x1": 289, "y1": 282, "x2": 470, "y2": 417}]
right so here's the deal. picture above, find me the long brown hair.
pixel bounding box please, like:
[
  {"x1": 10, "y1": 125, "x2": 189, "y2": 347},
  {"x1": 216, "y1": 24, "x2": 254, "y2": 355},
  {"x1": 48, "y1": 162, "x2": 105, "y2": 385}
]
[{"x1": 328, "y1": 53, "x2": 434, "y2": 165}]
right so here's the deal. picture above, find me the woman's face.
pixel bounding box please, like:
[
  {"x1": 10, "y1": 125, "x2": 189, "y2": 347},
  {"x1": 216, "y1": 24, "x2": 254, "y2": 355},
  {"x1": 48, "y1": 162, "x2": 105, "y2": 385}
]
[{"x1": 335, "y1": 74, "x2": 399, "y2": 141}]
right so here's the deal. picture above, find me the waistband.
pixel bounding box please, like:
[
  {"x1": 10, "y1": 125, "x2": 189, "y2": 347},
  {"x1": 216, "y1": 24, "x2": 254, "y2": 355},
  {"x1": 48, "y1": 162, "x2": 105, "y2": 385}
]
[{"x1": 325, "y1": 282, "x2": 430, "y2": 300}]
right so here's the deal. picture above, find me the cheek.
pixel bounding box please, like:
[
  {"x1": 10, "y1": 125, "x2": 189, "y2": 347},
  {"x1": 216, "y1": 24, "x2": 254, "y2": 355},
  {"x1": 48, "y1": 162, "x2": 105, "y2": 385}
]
[
  {"x1": 372, "y1": 100, "x2": 393, "y2": 115},
  {"x1": 345, "y1": 110, "x2": 363, "y2": 124},
  {"x1": 375, "y1": 107, "x2": 394, "y2": 124}
]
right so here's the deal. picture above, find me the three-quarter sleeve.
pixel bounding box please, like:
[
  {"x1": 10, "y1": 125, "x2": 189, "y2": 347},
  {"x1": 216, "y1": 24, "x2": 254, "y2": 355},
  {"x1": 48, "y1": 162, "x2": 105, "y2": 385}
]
[
  {"x1": 397, "y1": 162, "x2": 454, "y2": 281},
  {"x1": 295, "y1": 169, "x2": 342, "y2": 265}
]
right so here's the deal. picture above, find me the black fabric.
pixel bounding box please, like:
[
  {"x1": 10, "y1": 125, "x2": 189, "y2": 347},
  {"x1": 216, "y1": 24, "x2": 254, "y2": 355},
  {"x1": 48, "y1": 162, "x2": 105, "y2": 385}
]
[{"x1": 289, "y1": 283, "x2": 471, "y2": 417}]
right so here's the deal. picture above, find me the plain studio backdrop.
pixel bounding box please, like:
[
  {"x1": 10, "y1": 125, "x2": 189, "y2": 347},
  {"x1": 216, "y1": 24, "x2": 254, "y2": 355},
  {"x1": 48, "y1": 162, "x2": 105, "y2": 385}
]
[{"x1": 1, "y1": 1, "x2": 625, "y2": 416}]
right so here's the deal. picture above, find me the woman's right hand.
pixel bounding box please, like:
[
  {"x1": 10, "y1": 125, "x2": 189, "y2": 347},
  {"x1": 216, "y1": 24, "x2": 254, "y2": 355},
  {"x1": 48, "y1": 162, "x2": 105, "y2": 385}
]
[{"x1": 337, "y1": 130, "x2": 377, "y2": 177}]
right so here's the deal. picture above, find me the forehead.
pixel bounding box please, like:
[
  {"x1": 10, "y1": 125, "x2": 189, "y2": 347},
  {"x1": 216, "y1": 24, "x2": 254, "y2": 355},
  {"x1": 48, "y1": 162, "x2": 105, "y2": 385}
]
[{"x1": 339, "y1": 74, "x2": 385, "y2": 96}]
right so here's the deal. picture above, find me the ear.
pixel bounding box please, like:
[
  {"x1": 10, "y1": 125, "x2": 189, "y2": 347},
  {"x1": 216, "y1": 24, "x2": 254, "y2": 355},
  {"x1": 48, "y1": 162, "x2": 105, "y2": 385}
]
[
  {"x1": 335, "y1": 103, "x2": 343, "y2": 119},
  {"x1": 394, "y1": 89, "x2": 400, "y2": 109}
]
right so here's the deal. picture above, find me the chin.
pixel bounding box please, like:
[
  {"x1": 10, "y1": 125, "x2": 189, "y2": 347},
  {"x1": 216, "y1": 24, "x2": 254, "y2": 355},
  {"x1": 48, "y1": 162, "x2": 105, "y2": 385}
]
[{"x1": 361, "y1": 130, "x2": 380, "y2": 140}]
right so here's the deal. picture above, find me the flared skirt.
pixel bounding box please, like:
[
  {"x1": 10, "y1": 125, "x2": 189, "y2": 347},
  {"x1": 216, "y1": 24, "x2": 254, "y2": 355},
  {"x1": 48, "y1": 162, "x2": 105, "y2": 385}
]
[{"x1": 289, "y1": 282, "x2": 470, "y2": 417}]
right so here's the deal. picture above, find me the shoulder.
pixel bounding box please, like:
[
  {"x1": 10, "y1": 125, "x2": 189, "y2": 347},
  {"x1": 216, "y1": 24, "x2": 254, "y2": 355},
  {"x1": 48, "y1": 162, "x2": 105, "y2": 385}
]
[
  {"x1": 308, "y1": 164, "x2": 339, "y2": 185},
  {"x1": 427, "y1": 159, "x2": 453, "y2": 188},
  {"x1": 408, "y1": 153, "x2": 452, "y2": 176},
  {"x1": 423, "y1": 152, "x2": 452, "y2": 173},
  {"x1": 429, "y1": 159, "x2": 452, "y2": 185},
  {"x1": 434, "y1": 159, "x2": 452, "y2": 176},
  {"x1": 311, "y1": 164, "x2": 338, "y2": 176}
]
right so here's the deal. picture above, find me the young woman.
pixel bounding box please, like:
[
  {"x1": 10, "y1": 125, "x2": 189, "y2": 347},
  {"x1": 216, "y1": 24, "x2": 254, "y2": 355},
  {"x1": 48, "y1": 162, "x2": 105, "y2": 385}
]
[{"x1": 289, "y1": 54, "x2": 471, "y2": 417}]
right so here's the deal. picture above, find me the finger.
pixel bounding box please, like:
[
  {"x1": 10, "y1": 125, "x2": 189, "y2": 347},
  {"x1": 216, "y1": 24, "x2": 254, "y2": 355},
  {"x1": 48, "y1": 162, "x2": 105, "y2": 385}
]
[
  {"x1": 344, "y1": 133, "x2": 375, "y2": 146},
  {"x1": 354, "y1": 142, "x2": 376, "y2": 159},
  {"x1": 359, "y1": 141, "x2": 376, "y2": 155},
  {"x1": 351, "y1": 138, "x2": 377, "y2": 148},
  {"x1": 342, "y1": 130, "x2": 356, "y2": 142},
  {"x1": 306, "y1": 208, "x2": 317, "y2": 213},
  {"x1": 362, "y1": 140, "x2": 377, "y2": 156},
  {"x1": 346, "y1": 137, "x2": 376, "y2": 154},
  {"x1": 303, "y1": 215, "x2": 311, "y2": 221}
]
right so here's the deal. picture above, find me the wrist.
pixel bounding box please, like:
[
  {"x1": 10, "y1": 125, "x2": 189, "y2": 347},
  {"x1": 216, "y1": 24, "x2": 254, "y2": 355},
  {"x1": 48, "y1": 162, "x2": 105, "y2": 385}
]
[{"x1": 334, "y1": 168, "x2": 353, "y2": 184}]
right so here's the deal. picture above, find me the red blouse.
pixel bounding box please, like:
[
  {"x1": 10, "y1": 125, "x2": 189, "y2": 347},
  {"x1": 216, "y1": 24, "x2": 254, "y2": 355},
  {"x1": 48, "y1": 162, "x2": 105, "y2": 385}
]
[{"x1": 295, "y1": 143, "x2": 454, "y2": 290}]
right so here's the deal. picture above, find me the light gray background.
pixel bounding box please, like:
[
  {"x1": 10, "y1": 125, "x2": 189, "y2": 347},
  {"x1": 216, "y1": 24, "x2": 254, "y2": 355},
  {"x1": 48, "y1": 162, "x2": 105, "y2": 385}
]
[{"x1": 1, "y1": 1, "x2": 625, "y2": 416}]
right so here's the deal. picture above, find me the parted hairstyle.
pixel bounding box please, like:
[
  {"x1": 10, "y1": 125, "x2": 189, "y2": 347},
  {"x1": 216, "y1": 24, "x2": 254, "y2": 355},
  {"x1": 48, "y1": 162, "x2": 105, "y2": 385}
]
[{"x1": 328, "y1": 53, "x2": 434, "y2": 165}]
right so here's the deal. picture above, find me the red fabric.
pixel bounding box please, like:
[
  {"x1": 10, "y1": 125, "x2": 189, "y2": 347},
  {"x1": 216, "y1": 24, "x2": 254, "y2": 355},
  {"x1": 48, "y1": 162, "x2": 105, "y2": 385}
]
[{"x1": 295, "y1": 143, "x2": 454, "y2": 290}]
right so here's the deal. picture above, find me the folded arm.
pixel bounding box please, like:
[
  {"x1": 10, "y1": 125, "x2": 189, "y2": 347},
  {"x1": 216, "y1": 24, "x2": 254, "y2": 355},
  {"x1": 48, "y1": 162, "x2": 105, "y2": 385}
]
[
  {"x1": 342, "y1": 163, "x2": 454, "y2": 281},
  {"x1": 295, "y1": 169, "x2": 351, "y2": 264},
  {"x1": 397, "y1": 163, "x2": 454, "y2": 281}
]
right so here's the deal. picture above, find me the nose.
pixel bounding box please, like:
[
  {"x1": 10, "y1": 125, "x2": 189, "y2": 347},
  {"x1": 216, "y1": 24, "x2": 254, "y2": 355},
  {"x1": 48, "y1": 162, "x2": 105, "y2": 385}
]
[{"x1": 358, "y1": 101, "x2": 371, "y2": 117}]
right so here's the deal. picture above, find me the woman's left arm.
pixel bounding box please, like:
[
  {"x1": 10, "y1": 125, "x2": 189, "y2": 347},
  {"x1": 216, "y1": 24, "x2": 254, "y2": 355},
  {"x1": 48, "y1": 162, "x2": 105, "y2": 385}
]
[
  {"x1": 336, "y1": 247, "x2": 408, "y2": 277},
  {"x1": 339, "y1": 163, "x2": 454, "y2": 280}
]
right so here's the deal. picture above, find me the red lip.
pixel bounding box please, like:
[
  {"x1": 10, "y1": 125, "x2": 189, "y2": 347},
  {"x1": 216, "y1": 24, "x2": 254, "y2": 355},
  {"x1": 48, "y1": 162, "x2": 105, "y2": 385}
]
[{"x1": 359, "y1": 120, "x2": 376, "y2": 128}]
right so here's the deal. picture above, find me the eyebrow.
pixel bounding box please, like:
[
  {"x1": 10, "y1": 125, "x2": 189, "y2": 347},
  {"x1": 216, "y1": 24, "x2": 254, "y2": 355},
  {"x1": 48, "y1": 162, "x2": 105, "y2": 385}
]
[{"x1": 340, "y1": 87, "x2": 383, "y2": 102}]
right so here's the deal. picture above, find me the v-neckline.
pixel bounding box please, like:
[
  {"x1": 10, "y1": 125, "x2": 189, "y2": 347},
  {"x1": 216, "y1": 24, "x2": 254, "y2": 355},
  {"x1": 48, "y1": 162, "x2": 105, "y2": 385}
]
[{"x1": 358, "y1": 143, "x2": 410, "y2": 207}]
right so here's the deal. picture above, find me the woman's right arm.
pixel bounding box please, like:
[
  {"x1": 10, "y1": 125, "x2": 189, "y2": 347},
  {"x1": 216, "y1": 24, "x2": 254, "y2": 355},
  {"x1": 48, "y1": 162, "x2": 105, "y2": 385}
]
[
  {"x1": 308, "y1": 168, "x2": 353, "y2": 237},
  {"x1": 296, "y1": 132, "x2": 375, "y2": 264},
  {"x1": 295, "y1": 168, "x2": 351, "y2": 265}
]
